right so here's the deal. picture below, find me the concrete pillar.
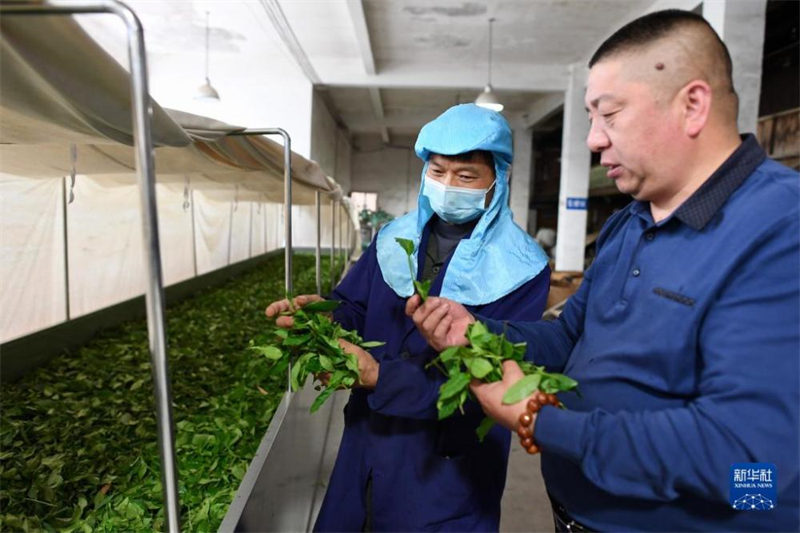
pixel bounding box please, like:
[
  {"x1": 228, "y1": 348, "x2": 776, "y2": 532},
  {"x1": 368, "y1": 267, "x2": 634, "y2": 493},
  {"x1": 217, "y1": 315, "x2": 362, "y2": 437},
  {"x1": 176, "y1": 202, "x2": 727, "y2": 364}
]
[
  {"x1": 554, "y1": 63, "x2": 591, "y2": 273},
  {"x1": 703, "y1": 0, "x2": 767, "y2": 134},
  {"x1": 509, "y1": 118, "x2": 533, "y2": 233}
]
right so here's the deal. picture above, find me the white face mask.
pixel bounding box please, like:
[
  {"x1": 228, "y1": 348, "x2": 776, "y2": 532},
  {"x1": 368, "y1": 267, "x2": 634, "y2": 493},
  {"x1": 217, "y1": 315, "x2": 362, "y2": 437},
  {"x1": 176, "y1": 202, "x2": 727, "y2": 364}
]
[{"x1": 423, "y1": 176, "x2": 496, "y2": 224}]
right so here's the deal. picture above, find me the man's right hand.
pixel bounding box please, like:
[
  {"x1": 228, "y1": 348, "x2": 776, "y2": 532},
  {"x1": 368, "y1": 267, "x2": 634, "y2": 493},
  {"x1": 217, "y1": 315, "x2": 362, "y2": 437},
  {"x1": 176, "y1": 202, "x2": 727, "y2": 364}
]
[
  {"x1": 265, "y1": 294, "x2": 324, "y2": 328},
  {"x1": 405, "y1": 295, "x2": 475, "y2": 351}
]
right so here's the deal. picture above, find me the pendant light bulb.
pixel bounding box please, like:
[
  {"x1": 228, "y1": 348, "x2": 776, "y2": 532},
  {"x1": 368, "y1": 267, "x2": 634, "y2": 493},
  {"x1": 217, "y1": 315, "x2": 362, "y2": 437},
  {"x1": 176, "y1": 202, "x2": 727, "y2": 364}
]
[
  {"x1": 475, "y1": 18, "x2": 503, "y2": 112},
  {"x1": 196, "y1": 11, "x2": 220, "y2": 101}
]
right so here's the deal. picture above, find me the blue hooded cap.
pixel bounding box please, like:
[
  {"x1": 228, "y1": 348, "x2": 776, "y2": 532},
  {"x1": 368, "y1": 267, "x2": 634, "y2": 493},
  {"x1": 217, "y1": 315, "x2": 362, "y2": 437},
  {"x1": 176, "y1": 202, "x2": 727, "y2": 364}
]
[{"x1": 376, "y1": 103, "x2": 548, "y2": 305}]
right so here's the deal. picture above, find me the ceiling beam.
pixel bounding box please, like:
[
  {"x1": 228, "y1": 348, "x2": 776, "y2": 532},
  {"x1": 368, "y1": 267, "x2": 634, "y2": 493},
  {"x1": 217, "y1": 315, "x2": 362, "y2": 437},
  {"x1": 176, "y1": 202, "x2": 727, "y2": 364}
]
[
  {"x1": 345, "y1": 0, "x2": 376, "y2": 75},
  {"x1": 523, "y1": 92, "x2": 565, "y2": 128},
  {"x1": 345, "y1": 110, "x2": 444, "y2": 132},
  {"x1": 259, "y1": 0, "x2": 321, "y2": 84},
  {"x1": 368, "y1": 88, "x2": 390, "y2": 144},
  {"x1": 312, "y1": 62, "x2": 570, "y2": 91}
]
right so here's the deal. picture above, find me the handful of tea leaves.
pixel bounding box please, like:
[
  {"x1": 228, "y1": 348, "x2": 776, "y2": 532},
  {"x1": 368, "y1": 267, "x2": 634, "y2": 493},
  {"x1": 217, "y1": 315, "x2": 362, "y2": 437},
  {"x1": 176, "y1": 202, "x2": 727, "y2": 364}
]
[
  {"x1": 251, "y1": 299, "x2": 384, "y2": 412},
  {"x1": 429, "y1": 321, "x2": 579, "y2": 440},
  {"x1": 396, "y1": 237, "x2": 431, "y2": 300}
]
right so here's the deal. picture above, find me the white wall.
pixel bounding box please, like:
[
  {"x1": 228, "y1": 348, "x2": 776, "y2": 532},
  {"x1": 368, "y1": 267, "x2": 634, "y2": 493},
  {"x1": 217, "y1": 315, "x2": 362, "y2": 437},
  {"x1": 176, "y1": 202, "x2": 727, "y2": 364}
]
[
  {"x1": 351, "y1": 141, "x2": 424, "y2": 218},
  {"x1": 310, "y1": 91, "x2": 352, "y2": 191}
]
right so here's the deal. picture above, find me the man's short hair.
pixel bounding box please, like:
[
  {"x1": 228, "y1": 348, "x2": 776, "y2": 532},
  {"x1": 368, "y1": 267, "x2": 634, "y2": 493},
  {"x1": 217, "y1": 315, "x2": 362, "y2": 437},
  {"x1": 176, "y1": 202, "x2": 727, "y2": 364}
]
[{"x1": 589, "y1": 9, "x2": 737, "y2": 117}]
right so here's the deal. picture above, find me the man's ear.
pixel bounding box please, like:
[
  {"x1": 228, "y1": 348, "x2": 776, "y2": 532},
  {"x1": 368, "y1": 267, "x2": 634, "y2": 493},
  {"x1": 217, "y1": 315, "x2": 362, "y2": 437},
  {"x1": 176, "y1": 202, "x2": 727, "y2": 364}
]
[{"x1": 680, "y1": 80, "x2": 712, "y2": 137}]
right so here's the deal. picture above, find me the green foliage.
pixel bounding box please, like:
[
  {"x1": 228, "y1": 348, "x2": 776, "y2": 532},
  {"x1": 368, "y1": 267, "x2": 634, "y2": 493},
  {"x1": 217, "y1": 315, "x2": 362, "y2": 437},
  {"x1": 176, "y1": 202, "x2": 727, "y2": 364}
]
[
  {"x1": 359, "y1": 208, "x2": 393, "y2": 229},
  {"x1": 428, "y1": 322, "x2": 578, "y2": 441},
  {"x1": 395, "y1": 238, "x2": 431, "y2": 300},
  {"x1": 251, "y1": 301, "x2": 383, "y2": 413},
  {"x1": 0, "y1": 253, "x2": 347, "y2": 531}
]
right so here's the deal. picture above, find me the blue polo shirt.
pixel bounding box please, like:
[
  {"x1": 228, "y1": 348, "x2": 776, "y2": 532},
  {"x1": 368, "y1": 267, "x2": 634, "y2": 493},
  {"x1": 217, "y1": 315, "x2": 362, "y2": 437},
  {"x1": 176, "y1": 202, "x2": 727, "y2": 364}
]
[{"x1": 482, "y1": 135, "x2": 799, "y2": 531}]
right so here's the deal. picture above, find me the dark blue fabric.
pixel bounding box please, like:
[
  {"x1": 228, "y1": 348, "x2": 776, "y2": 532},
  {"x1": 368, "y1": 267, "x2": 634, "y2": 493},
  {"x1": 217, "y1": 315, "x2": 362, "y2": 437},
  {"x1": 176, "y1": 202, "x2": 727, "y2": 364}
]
[
  {"x1": 481, "y1": 141, "x2": 800, "y2": 531},
  {"x1": 314, "y1": 222, "x2": 550, "y2": 532}
]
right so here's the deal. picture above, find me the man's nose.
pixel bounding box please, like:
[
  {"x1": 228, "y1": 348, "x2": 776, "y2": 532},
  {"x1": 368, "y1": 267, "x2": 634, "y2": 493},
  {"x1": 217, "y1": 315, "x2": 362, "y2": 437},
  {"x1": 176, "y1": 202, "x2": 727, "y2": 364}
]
[{"x1": 586, "y1": 120, "x2": 610, "y2": 153}]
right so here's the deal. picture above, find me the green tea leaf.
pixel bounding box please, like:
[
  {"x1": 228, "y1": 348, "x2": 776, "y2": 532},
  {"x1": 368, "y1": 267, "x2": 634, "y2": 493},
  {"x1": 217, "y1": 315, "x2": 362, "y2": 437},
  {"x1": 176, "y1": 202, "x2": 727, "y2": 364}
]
[
  {"x1": 318, "y1": 355, "x2": 334, "y2": 372},
  {"x1": 394, "y1": 237, "x2": 415, "y2": 256},
  {"x1": 302, "y1": 300, "x2": 341, "y2": 313},
  {"x1": 310, "y1": 387, "x2": 335, "y2": 413},
  {"x1": 466, "y1": 321, "x2": 489, "y2": 342},
  {"x1": 475, "y1": 417, "x2": 496, "y2": 443},
  {"x1": 502, "y1": 373, "x2": 542, "y2": 405},
  {"x1": 413, "y1": 280, "x2": 431, "y2": 301},
  {"x1": 283, "y1": 334, "x2": 311, "y2": 346},
  {"x1": 359, "y1": 341, "x2": 385, "y2": 348},
  {"x1": 465, "y1": 357, "x2": 493, "y2": 379},
  {"x1": 438, "y1": 346, "x2": 460, "y2": 363},
  {"x1": 439, "y1": 372, "x2": 471, "y2": 400},
  {"x1": 250, "y1": 346, "x2": 282, "y2": 360}
]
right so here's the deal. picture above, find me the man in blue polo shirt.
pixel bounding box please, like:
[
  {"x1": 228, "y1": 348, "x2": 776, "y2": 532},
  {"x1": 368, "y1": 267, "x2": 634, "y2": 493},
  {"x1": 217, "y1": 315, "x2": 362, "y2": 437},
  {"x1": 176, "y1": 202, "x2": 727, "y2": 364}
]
[{"x1": 408, "y1": 10, "x2": 799, "y2": 532}]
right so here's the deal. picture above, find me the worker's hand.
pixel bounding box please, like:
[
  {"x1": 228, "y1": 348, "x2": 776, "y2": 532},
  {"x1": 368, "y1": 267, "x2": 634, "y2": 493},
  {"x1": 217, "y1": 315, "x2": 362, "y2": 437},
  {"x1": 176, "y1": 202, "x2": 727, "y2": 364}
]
[
  {"x1": 406, "y1": 295, "x2": 474, "y2": 351},
  {"x1": 337, "y1": 339, "x2": 379, "y2": 389},
  {"x1": 264, "y1": 294, "x2": 324, "y2": 328},
  {"x1": 470, "y1": 360, "x2": 534, "y2": 431}
]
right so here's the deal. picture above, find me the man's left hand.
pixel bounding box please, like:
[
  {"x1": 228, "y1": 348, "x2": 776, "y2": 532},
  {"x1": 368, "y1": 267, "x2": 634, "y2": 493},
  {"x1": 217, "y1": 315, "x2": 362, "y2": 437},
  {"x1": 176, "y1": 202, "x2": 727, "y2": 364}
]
[
  {"x1": 338, "y1": 339, "x2": 379, "y2": 389},
  {"x1": 470, "y1": 360, "x2": 535, "y2": 431}
]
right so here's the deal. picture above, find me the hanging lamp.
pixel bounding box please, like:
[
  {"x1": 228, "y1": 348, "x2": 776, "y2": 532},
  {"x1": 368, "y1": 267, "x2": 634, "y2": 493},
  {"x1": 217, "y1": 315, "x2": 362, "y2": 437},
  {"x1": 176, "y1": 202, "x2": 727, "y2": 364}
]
[
  {"x1": 475, "y1": 17, "x2": 503, "y2": 112},
  {"x1": 196, "y1": 11, "x2": 220, "y2": 100}
]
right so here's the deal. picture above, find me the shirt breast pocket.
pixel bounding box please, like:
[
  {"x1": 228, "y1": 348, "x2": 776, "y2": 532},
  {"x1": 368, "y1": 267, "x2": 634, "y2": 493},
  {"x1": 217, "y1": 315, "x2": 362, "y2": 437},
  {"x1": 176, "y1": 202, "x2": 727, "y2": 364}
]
[{"x1": 632, "y1": 285, "x2": 702, "y2": 394}]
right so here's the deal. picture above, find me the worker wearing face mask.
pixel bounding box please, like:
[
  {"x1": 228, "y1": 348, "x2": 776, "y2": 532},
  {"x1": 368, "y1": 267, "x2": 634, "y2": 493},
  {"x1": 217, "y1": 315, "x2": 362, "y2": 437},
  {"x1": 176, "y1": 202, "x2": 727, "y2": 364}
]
[{"x1": 266, "y1": 103, "x2": 550, "y2": 531}]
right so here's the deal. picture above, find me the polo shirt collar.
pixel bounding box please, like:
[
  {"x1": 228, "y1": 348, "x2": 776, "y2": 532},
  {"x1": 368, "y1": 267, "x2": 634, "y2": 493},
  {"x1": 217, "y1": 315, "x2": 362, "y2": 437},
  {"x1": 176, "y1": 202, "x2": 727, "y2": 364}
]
[
  {"x1": 673, "y1": 134, "x2": 766, "y2": 230},
  {"x1": 628, "y1": 134, "x2": 766, "y2": 230}
]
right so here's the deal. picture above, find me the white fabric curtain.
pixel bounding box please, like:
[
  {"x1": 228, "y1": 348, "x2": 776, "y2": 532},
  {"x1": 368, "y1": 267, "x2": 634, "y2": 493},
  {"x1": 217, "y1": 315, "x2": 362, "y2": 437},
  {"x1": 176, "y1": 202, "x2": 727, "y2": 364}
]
[
  {"x1": 0, "y1": 174, "x2": 66, "y2": 341},
  {"x1": 194, "y1": 186, "x2": 234, "y2": 276},
  {"x1": 157, "y1": 178, "x2": 196, "y2": 286},
  {"x1": 67, "y1": 174, "x2": 145, "y2": 318}
]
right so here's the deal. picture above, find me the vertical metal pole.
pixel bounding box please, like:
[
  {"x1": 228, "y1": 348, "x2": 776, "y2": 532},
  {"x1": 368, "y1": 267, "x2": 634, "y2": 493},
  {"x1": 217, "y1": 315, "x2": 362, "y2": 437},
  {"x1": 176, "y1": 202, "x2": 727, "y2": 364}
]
[
  {"x1": 61, "y1": 176, "x2": 71, "y2": 321},
  {"x1": 315, "y1": 190, "x2": 321, "y2": 295},
  {"x1": 229, "y1": 129, "x2": 291, "y2": 295},
  {"x1": 330, "y1": 198, "x2": 335, "y2": 292},
  {"x1": 227, "y1": 200, "x2": 234, "y2": 265},
  {"x1": 120, "y1": 6, "x2": 181, "y2": 531},
  {"x1": 248, "y1": 201, "x2": 253, "y2": 259},
  {"x1": 281, "y1": 133, "x2": 292, "y2": 298},
  {"x1": 339, "y1": 204, "x2": 344, "y2": 267},
  {"x1": 190, "y1": 188, "x2": 198, "y2": 276}
]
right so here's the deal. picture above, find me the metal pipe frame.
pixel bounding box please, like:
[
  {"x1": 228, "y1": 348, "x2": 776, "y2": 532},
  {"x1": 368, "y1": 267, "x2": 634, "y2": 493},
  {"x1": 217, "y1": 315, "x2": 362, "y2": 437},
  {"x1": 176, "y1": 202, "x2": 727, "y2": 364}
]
[
  {"x1": 330, "y1": 198, "x2": 336, "y2": 292},
  {"x1": 229, "y1": 129, "x2": 292, "y2": 297},
  {"x1": 315, "y1": 190, "x2": 322, "y2": 295},
  {"x1": 1, "y1": 1, "x2": 181, "y2": 530}
]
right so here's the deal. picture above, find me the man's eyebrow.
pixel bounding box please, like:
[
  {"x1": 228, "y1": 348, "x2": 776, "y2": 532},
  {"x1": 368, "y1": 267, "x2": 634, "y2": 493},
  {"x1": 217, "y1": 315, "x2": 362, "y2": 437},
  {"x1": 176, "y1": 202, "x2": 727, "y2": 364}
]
[{"x1": 586, "y1": 94, "x2": 619, "y2": 109}]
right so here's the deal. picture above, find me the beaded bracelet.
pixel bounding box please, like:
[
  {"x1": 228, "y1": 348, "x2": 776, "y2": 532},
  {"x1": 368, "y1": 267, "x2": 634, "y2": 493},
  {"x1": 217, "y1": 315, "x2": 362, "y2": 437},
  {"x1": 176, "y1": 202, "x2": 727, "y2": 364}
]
[{"x1": 516, "y1": 391, "x2": 559, "y2": 454}]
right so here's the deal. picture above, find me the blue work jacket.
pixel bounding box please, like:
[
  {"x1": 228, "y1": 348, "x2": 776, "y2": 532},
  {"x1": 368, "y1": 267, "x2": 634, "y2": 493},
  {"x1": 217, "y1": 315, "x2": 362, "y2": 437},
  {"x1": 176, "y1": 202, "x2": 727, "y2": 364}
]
[{"x1": 314, "y1": 224, "x2": 550, "y2": 531}]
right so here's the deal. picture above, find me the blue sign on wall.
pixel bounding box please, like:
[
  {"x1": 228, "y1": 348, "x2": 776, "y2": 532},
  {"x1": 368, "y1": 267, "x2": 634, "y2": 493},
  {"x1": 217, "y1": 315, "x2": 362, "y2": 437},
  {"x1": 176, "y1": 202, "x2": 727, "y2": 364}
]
[{"x1": 566, "y1": 197, "x2": 587, "y2": 210}]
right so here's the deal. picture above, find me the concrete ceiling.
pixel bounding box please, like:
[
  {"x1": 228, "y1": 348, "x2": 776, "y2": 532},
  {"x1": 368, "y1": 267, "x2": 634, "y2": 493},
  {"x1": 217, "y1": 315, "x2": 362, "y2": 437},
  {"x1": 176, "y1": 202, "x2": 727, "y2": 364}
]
[{"x1": 78, "y1": 0, "x2": 700, "y2": 149}]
